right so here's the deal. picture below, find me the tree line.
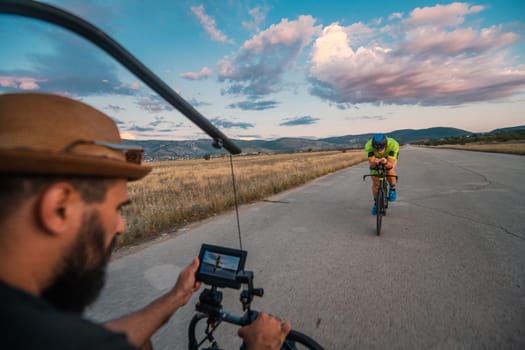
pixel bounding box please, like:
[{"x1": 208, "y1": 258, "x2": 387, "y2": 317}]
[{"x1": 413, "y1": 129, "x2": 525, "y2": 146}]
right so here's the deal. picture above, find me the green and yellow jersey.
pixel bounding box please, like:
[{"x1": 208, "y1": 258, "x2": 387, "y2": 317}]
[{"x1": 364, "y1": 137, "x2": 399, "y2": 160}]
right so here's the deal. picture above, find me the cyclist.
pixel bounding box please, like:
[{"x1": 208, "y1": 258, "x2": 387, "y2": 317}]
[
  {"x1": 213, "y1": 255, "x2": 222, "y2": 272},
  {"x1": 364, "y1": 133, "x2": 400, "y2": 215},
  {"x1": 0, "y1": 93, "x2": 291, "y2": 350}
]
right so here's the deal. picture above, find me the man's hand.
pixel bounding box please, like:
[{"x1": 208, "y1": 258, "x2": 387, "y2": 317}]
[
  {"x1": 103, "y1": 258, "x2": 202, "y2": 348},
  {"x1": 238, "y1": 312, "x2": 291, "y2": 350},
  {"x1": 172, "y1": 257, "x2": 202, "y2": 307},
  {"x1": 369, "y1": 157, "x2": 387, "y2": 168}
]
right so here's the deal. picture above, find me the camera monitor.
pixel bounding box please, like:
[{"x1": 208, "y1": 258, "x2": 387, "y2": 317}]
[{"x1": 196, "y1": 244, "x2": 247, "y2": 289}]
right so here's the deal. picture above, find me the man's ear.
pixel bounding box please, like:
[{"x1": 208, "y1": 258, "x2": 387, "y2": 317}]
[{"x1": 37, "y1": 182, "x2": 81, "y2": 236}]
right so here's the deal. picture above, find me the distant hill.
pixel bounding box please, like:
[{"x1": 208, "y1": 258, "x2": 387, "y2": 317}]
[
  {"x1": 489, "y1": 125, "x2": 525, "y2": 134},
  {"x1": 122, "y1": 139, "x2": 222, "y2": 161},
  {"x1": 386, "y1": 127, "x2": 470, "y2": 143},
  {"x1": 124, "y1": 126, "x2": 524, "y2": 160},
  {"x1": 414, "y1": 125, "x2": 525, "y2": 146}
]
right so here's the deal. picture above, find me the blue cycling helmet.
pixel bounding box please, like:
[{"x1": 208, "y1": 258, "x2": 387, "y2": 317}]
[{"x1": 372, "y1": 134, "x2": 387, "y2": 150}]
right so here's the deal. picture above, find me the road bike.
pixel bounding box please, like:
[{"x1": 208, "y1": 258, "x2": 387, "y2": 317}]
[{"x1": 363, "y1": 162, "x2": 398, "y2": 236}]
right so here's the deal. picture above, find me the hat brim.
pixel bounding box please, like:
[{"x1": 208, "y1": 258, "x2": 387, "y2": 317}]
[{"x1": 0, "y1": 149, "x2": 151, "y2": 181}]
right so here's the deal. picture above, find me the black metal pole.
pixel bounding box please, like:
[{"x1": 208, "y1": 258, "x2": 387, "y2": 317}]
[{"x1": 0, "y1": 0, "x2": 242, "y2": 155}]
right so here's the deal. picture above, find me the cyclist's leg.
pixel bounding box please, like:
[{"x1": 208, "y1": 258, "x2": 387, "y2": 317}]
[
  {"x1": 372, "y1": 176, "x2": 379, "y2": 198},
  {"x1": 386, "y1": 160, "x2": 397, "y2": 201},
  {"x1": 386, "y1": 160, "x2": 397, "y2": 185},
  {"x1": 371, "y1": 175, "x2": 379, "y2": 214}
]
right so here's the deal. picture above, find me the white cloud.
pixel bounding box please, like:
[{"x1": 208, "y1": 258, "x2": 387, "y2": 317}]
[
  {"x1": 136, "y1": 95, "x2": 173, "y2": 113},
  {"x1": 388, "y1": 12, "x2": 403, "y2": 21},
  {"x1": 218, "y1": 15, "x2": 321, "y2": 98},
  {"x1": 344, "y1": 22, "x2": 376, "y2": 45},
  {"x1": 242, "y1": 6, "x2": 268, "y2": 32},
  {"x1": 308, "y1": 14, "x2": 525, "y2": 106},
  {"x1": 191, "y1": 5, "x2": 233, "y2": 44}
]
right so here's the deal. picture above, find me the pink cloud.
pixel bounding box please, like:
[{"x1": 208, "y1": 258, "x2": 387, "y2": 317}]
[
  {"x1": 403, "y1": 25, "x2": 518, "y2": 55},
  {"x1": 242, "y1": 15, "x2": 319, "y2": 53},
  {"x1": 0, "y1": 77, "x2": 17, "y2": 88},
  {"x1": 19, "y1": 81, "x2": 40, "y2": 90},
  {"x1": 218, "y1": 15, "x2": 321, "y2": 98},
  {"x1": 308, "y1": 20, "x2": 525, "y2": 106},
  {"x1": 180, "y1": 66, "x2": 212, "y2": 80},
  {"x1": 242, "y1": 6, "x2": 268, "y2": 32},
  {"x1": 344, "y1": 22, "x2": 376, "y2": 45},
  {"x1": 191, "y1": 5, "x2": 233, "y2": 44},
  {"x1": 405, "y1": 2, "x2": 484, "y2": 27},
  {"x1": 0, "y1": 76, "x2": 45, "y2": 90},
  {"x1": 130, "y1": 82, "x2": 140, "y2": 89}
]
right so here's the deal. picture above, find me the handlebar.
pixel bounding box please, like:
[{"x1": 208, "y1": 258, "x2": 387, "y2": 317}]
[
  {"x1": 363, "y1": 174, "x2": 398, "y2": 180},
  {"x1": 189, "y1": 276, "x2": 324, "y2": 350},
  {"x1": 189, "y1": 309, "x2": 324, "y2": 350},
  {"x1": 363, "y1": 162, "x2": 398, "y2": 181},
  {"x1": 219, "y1": 308, "x2": 323, "y2": 349}
]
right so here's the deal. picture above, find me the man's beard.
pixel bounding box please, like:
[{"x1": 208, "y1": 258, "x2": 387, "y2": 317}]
[{"x1": 41, "y1": 211, "x2": 117, "y2": 314}]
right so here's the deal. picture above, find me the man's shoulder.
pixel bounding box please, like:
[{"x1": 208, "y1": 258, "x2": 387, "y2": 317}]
[
  {"x1": 387, "y1": 137, "x2": 399, "y2": 148},
  {"x1": 0, "y1": 283, "x2": 136, "y2": 350}
]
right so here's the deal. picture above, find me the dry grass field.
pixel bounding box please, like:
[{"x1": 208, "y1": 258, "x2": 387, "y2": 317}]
[
  {"x1": 434, "y1": 141, "x2": 525, "y2": 155},
  {"x1": 119, "y1": 150, "x2": 367, "y2": 247}
]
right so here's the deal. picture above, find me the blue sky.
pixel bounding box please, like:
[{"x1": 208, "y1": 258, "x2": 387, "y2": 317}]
[{"x1": 1, "y1": 1, "x2": 524, "y2": 141}]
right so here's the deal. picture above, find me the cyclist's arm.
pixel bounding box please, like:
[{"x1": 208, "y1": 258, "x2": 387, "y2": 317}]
[
  {"x1": 385, "y1": 148, "x2": 397, "y2": 167},
  {"x1": 366, "y1": 147, "x2": 379, "y2": 167},
  {"x1": 365, "y1": 140, "x2": 376, "y2": 168},
  {"x1": 103, "y1": 258, "x2": 202, "y2": 349},
  {"x1": 384, "y1": 139, "x2": 399, "y2": 168},
  {"x1": 385, "y1": 157, "x2": 396, "y2": 169},
  {"x1": 367, "y1": 152, "x2": 387, "y2": 168}
]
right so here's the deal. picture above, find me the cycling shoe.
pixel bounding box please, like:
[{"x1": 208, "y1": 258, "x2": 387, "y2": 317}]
[
  {"x1": 371, "y1": 205, "x2": 377, "y2": 215},
  {"x1": 389, "y1": 190, "x2": 397, "y2": 202}
]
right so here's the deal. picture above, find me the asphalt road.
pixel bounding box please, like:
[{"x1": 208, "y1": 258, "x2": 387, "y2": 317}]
[{"x1": 87, "y1": 146, "x2": 525, "y2": 349}]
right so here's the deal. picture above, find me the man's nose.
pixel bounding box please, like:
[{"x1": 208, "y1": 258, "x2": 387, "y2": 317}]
[{"x1": 116, "y1": 214, "x2": 126, "y2": 235}]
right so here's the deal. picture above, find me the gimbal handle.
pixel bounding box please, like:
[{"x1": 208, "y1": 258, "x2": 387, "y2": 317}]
[{"x1": 237, "y1": 271, "x2": 264, "y2": 311}]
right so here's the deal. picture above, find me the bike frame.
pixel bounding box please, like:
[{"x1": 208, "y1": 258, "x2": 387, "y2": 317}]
[{"x1": 363, "y1": 163, "x2": 398, "y2": 236}]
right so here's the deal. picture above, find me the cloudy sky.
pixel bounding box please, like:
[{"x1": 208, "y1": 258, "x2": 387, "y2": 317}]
[{"x1": 1, "y1": 1, "x2": 524, "y2": 141}]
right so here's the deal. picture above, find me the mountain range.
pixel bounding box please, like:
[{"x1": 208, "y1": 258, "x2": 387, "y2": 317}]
[{"x1": 123, "y1": 126, "x2": 525, "y2": 161}]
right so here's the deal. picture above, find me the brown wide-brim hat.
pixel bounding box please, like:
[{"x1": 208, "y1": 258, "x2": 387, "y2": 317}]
[{"x1": 0, "y1": 93, "x2": 151, "y2": 180}]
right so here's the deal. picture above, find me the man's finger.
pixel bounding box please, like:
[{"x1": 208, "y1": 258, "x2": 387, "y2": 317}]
[{"x1": 281, "y1": 321, "x2": 292, "y2": 335}]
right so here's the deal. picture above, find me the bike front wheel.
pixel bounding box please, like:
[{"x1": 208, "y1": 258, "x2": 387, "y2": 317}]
[
  {"x1": 284, "y1": 330, "x2": 324, "y2": 350},
  {"x1": 188, "y1": 313, "x2": 324, "y2": 350},
  {"x1": 382, "y1": 181, "x2": 389, "y2": 211},
  {"x1": 376, "y1": 187, "x2": 384, "y2": 236}
]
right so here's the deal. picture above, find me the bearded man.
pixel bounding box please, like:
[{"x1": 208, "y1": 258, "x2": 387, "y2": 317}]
[{"x1": 0, "y1": 93, "x2": 290, "y2": 349}]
